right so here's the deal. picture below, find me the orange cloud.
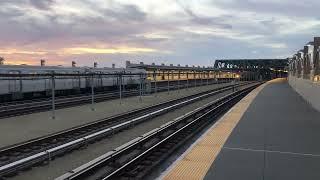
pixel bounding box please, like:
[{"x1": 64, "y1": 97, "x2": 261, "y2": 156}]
[
  {"x1": 0, "y1": 46, "x2": 162, "y2": 66},
  {"x1": 62, "y1": 47, "x2": 158, "y2": 55},
  {"x1": 0, "y1": 49, "x2": 48, "y2": 55}
]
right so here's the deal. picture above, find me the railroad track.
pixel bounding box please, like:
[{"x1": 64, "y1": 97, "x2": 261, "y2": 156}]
[
  {"x1": 57, "y1": 83, "x2": 261, "y2": 180},
  {"x1": 0, "y1": 81, "x2": 228, "y2": 119},
  {"x1": 0, "y1": 90, "x2": 138, "y2": 119},
  {"x1": 0, "y1": 82, "x2": 251, "y2": 178},
  {"x1": 56, "y1": 83, "x2": 261, "y2": 180}
]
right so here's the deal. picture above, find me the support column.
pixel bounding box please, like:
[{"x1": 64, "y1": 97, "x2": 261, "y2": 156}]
[
  {"x1": 312, "y1": 37, "x2": 320, "y2": 81},
  {"x1": 186, "y1": 72, "x2": 189, "y2": 90},
  {"x1": 154, "y1": 71, "x2": 157, "y2": 96},
  {"x1": 167, "y1": 71, "x2": 170, "y2": 94},
  {"x1": 178, "y1": 71, "x2": 180, "y2": 92},
  {"x1": 139, "y1": 73, "x2": 142, "y2": 102},
  {"x1": 119, "y1": 74, "x2": 122, "y2": 104},
  {"x1": 194, "y1": 71, "x2": 197, "y2": 87},
  {"x1": 200, "y1": 72, "x2": 203, "y2": 86}
]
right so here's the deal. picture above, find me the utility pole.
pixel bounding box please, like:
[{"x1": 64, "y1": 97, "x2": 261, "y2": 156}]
[
  {"x1": 154, "y1": 71, "x2": 157, "y2": 96},
  {"x1": 119, "y1": 73, "x2": 122, "y2": 104}
]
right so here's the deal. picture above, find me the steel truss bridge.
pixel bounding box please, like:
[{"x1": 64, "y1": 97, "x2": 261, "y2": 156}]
[{"x1": 214, "y1": 59, "x2": 289, "y2": 80}]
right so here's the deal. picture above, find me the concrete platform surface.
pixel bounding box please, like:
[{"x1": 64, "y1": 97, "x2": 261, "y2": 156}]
[
  {"x1": 0, "y1": 82, "x2": 232, "y2": 149},
  {"x1": 204, "y1": 79, "x2": 320, "y2": 180},
  {"x1": 162, "y1": 78, "x2": 266, "y2": 180}
]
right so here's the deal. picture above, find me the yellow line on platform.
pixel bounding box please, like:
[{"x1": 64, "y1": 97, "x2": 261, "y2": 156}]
[{"x1": 162, "y1": 79, "x2": 282, "y2": 180}]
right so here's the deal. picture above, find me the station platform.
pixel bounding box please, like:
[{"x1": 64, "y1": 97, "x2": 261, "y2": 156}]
[{"x1": 163, "y1": 78, "x2": 320, "y2": 180}]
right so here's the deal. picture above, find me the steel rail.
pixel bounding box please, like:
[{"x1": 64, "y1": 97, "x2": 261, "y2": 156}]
[
  {"x1": 56, "y1": 83, "x2": 261, "y2": 180},
  {"x1": 0, "y1": 82, "x2": 252, "y2": 178}
]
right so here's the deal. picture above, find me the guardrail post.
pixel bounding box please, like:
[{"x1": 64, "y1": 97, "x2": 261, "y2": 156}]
[
  {"x1": 46, "y1": 150, "x2": 51, "y2": 164},
  {"x1": 51, "y1": 73, "x2": 55, "y2": 119},
  {"x1": 91, "y1": 74, "x2": 95, "y2": 111}
]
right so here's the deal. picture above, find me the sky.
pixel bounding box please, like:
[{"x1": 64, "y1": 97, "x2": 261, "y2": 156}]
[{"x1": 0, "y1": 0, "x2": 319, "y2": 67}]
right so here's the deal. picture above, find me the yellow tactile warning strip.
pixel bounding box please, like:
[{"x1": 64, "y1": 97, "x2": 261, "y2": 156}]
[{"x1": 162, "y1": 79, "x2": 284, "y2": 180}]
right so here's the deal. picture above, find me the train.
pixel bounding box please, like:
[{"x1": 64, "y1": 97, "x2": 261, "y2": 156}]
[
  {"x1": 0, "y1": 62, "x2": 241, "y2": 103},
  {"x1": 0, "y1": 65, "x2": 146, "y2": 102}
]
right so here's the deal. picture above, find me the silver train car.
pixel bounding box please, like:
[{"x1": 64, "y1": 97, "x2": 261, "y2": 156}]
[{"x1": 0, "y1": 65, "x2": 146, "y2": 102}]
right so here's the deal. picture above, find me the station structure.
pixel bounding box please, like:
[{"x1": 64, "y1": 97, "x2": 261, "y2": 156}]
[
  {"x1": 126, "y1": 58, "x2": 288, "y2": 82},
  {"x1": 214, "y1": 58, "x2": 288, "y2": 80},
  {"x1": 288, "y1": 37, "x2": 320, "y2": 82},
  {"x1": 126, "y1": 61, "x2": 239, "y2": 81}
]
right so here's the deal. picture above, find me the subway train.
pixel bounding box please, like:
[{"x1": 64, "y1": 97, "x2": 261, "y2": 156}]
[{"x1": 0, "y1": 65, "x2": 146, "y2": 102}]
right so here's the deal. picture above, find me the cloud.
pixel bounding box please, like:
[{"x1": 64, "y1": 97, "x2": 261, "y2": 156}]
[
  {"x1": 104, "y1": 4, "x2": 147, "y2": 22},
  {"x1": 0, "y1": 49, "x2": 47, "y2": 55},
  {"x1": 0, "y1": 0, "x2": 318, "y2": 67},
  {"x1": 29, "y1": 0, "x2": 55, "y2": 10},
  {"x1": 212, "y1": 0, "x2": 320, "y2": 18},
  {"x1": 62, "y1": 47, "x2": 158, "y2": 55},
  {"x1": 176, "y1": 0, "x2": 232, "y2": 29}
]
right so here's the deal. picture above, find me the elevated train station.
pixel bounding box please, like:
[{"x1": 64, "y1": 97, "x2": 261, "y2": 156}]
[
  {"x1": 0, "y1": 39, "x2": 319, "y2": 180},
  {"x1": 214, "y1": 58, "x2": 288, "y2": 80},
  {"x1": 126, "y1": 60, "x2": 239, "y2": 81}
]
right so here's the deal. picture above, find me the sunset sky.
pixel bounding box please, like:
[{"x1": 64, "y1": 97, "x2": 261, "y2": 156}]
[{"x1": 0, "y1": 0, "x2": 319, "y2": 67}]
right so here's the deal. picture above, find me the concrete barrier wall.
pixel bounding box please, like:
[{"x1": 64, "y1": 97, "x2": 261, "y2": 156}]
[{"x1": 288, "y1": 75, "x2": 320, "y2": 112}]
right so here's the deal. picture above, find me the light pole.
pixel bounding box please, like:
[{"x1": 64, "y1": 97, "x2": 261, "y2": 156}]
[
  {"x1": 119, "y1": 73, "x2": 122, "y2": 104},
  {"x1": 154, "y1": 71, "x2": 157, "y2": 96}
]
